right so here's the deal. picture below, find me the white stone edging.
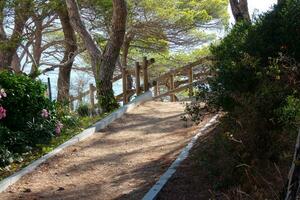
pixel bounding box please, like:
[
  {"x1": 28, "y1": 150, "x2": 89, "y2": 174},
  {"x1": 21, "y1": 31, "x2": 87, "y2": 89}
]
[
  {"x1": 0, "y1": 91, "x2": 153, "y2": 193},
  {"x1": 142, "y1": 114, "x2": 219, "y2": 200}
]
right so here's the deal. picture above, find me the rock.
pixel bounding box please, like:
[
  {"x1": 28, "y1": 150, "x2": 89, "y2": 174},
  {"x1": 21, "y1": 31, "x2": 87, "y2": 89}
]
[
  {"x1": 57, "y1": 187, "x2": 65, "y2": 191},
  {"x1": 23, "y1": 188, "x2": 31, "y2": 193}
]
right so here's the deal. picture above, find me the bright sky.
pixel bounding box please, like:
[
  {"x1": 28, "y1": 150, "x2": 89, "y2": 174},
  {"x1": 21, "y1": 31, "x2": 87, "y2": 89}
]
[{"x1": 229, "y1": 0, "x2": 278, "y2": 23}]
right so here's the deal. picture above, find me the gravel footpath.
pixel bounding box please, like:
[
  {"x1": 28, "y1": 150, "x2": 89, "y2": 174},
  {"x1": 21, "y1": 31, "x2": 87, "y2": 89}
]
[{"x1": 0, "y1": 101, "x2": 210, "y2": 200}]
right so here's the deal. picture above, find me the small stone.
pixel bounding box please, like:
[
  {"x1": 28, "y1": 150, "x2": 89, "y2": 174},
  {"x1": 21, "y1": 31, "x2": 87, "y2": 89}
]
[
  {"x1": 57, "y1": 187, "x2": 65, "y2": 191},
  {"x1": 23, "y1": 188, "x2": 31, "y2": 193},
  {"x1": 66, "y1": 173, "x2": 70, "y2": 177}
]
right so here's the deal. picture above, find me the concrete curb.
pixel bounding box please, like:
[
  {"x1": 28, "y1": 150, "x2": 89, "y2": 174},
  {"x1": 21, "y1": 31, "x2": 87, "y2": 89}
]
[
  {"x1": 0, "y1": 91, "x2": 153, "y2": 193},
  {"x1": 142, "y1": 114, "x2": 219, "y2": 200}
]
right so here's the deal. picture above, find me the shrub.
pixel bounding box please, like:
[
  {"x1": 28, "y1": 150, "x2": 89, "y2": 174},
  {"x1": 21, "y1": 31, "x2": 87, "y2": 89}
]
[
  {"x1": 0, "y1": 126, "x2": 28, "y2": 154},
  {"x1": 0, "y1": 71, "x2": 54, "y2": 131},
  {"x1": 55, "y1": 102, "x2": 79, "y2": 129},
  {"x1": 186, "y1": 0, "x2": 300, "y2": 195},
  {"x1": 0, "y1": 145, "x2": 13, "y2": 167},
  {"x1": 206, "y1": 0, "x2": 300, "y2": 159},
  {"x1": 0, "y1": 71, "x2": 62, "y2": 166},
  {"x1": 77, "y1": 104, "x2": 90, "y2": 117}
]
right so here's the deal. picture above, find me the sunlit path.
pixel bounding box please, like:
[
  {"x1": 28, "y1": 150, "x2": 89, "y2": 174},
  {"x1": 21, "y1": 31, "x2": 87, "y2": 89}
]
[{"x1": 0, "y1": 101, "x2": 212, "y2": 200}]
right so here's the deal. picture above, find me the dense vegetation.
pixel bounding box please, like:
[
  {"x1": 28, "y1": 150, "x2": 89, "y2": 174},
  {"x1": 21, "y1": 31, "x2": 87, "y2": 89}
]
[
  {"x1": 0, "y1": 71, "x2": 59, "y2": 167},
  {"x1": 185, "y1": 0, "x2": 300, "y2": 198}
]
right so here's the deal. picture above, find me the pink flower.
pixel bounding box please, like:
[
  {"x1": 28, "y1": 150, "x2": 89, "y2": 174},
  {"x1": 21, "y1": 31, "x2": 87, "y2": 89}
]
[
  {"x1": 41, "y1": 109, "x2": 49, "y2": 118},
  {"x1": 0, "y1": 106, "x2": 6, "y2": 119},
  {"x1": 55, "y1": 121, "x2": 63, "y2": 135},
  {"x1": 0, "y1": 89, "x2": 6, "y2": 99}
]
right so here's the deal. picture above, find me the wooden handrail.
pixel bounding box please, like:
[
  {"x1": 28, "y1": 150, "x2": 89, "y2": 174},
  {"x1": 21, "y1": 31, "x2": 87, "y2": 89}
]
[
  {"x1": 69, "y1": 56, "x2": 212, "y2": 111},
  {"x1": 151, "y1": 56, "x2": 212, "y2": 83},
  {"x1": 153, "y1": 78, "x2": 208, "y2": 100}
]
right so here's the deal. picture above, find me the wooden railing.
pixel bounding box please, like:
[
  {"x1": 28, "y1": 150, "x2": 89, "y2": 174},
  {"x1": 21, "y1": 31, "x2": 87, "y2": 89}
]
[
  {"x1": 150, "y1": 56, "x2": 212, "y2": 101},
  {"x1": 70, "y1": 56, "x2": 211, "y2": 110}
]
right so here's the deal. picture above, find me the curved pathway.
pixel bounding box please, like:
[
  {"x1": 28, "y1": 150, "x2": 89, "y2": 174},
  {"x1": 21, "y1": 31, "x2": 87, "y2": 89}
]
[{"x1": 0, "y1": 101, "x2": 211, "y2": 200}]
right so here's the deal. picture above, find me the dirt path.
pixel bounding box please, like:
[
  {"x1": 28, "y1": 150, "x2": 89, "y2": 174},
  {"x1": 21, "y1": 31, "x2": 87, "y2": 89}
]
[{"x1": 0, "y1": 101, "x2": 211, "y2": 200}]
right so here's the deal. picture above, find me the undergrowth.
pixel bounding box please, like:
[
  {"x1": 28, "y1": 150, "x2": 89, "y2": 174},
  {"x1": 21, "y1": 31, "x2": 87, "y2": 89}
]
[{"x1": 0, "y1": 113, "x2": 108, "y2": 181}]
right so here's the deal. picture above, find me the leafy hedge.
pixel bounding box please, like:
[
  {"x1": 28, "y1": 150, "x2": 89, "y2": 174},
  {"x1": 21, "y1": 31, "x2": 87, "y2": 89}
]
[
  {"x1": 186, "y1": 0, "x2": 300, "y2": 195},
  {"x1": 0, "y1": 71, "x2": 61, "y2": 167}
]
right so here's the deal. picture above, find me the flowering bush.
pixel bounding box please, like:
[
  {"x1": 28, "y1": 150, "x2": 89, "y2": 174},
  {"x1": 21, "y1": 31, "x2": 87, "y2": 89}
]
[
  {"x1": 0, "y1": 88, "x2": 7, "y2": 121},
  {"x1": 0, "y1": 71, "x2": 63, "y2": 167},
  {"x1": 0, "y1": 106, "x2": 6, "y2": 120}
]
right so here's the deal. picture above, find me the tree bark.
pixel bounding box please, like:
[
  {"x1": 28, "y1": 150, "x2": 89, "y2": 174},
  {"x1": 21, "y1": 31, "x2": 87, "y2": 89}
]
[
  {"x1": 229, "y1": 0, "x2": 250, "y2": 22},
  {"x1": 56, "y1": 3, "x2": 77, "y2": 103},
  {"x1": 66, "y1": 0, "x2": 127, "y2": 112},
  {"x1": 30, "y1": 15, "x2": 43, "y2": 75},
  {"x1": 122, "y1": 32, "x2": 134, "y2": 102},
  {"x1": 0, "y1": 0, "x2": 32, "y2": 70},
  {"x1": 11, "y1": 53, "x2": 21, "y2": 72},
  {"x1": 65, "y1": 0, "x2": 101, "y2": 75}
]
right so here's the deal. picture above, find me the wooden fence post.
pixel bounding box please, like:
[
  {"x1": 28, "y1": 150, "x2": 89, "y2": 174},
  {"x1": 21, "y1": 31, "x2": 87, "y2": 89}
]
[
  {"x1": 135, "y1": 62, "x2": 141, "y2": 95},
  {"x1": 89, "y1": 83, "x2": 95, "y2": 113},
  {"x1": 154, "y1": 81, "x2": 159, "y2": 97},
  {"x1": 142, "y1": 57, "x2": 149, "y2": 92},
  {"x1": 170, "y1": 74, "x2": 175, "y2": 102},
  {"x1": 122, "y1": 67, "x2": 128, "y2": 104},
  {"x1": 188, "y1": 67, "x2": 194, "y2": 97}
]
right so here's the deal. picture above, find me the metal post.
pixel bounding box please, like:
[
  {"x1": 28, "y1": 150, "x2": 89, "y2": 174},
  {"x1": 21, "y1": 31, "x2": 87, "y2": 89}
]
[{"x1": 47, "y1": 77, "x2": 52, "y2": 101}]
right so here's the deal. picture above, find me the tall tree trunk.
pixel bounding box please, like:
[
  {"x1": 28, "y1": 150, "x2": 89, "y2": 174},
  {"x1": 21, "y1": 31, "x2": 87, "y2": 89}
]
[
  {"x1": 0, "y1": 0, "x2": 32, "y2": 70},
  {"x1": 229, "y1": 0, "x2": 250, "y2": 22},
  {"x1": 122, "y1": 33, "x2": 134, "y2": 102},
  {"x1": 65, "y1": 0, "x2": 127, "y2": 112},
  {"x1": 30, "y1": 16, "x2": 43, "y2": 75},
  {"x1": 11, "y1": 53, "x2": 21, "y2": 72},
  {"x1": 56, "y1": 4, "x2": 77, "y2": 103}
]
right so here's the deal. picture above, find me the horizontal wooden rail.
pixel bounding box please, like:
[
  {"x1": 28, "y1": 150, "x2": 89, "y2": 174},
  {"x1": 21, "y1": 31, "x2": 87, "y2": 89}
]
[
  {"x1": 70, "y1": 57, "x2": 155, "y2": 111},
  {"x1": 153, "y1": 78, "x2": 207, "y2": 100},
  {"x1": 69, "y1": 55, "x2": 212, "y2": 111},
  {"x1": 151, "y1": 56, "x2": 212, "y2": 83}
]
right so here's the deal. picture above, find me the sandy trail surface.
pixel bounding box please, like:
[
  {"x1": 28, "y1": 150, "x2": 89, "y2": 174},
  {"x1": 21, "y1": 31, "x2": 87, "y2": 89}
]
[{"x1": 0, "y1": 101, "x2": 210, "y2": 200}]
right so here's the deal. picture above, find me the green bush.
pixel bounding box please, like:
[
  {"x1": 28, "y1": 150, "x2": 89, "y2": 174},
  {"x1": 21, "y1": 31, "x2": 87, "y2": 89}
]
[
  {"x1": 0, "y1": 145, "x2": 13, "y2": 167},
  {"x1": 186, "y1": 0, "x2": 300, "y2": 194},
  {"x1": 207, "y1": 0, "x2": 300, "y2": 159},
  {"x1": 0, "y1": 71, "x2": 61, "y2": 167},
  {"x1": 0, "y1": 126, "x2": 27, "y2": 154},
  {"x1": 55, "y1": 102, "x2": 79, "y2": 129},
  {"x1": 77, "y1": 104, "x2": 90, "y2": 117},
  {"x1": 0, "y1": 71, "x2": 54, "y2": 131}
]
